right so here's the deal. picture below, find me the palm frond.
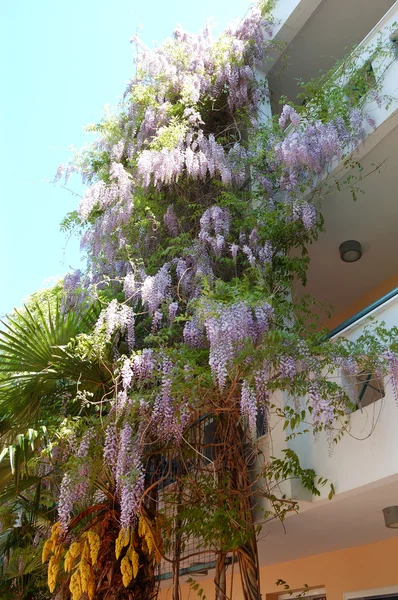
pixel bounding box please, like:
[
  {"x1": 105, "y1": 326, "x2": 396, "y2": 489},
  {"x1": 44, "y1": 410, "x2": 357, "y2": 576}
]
[{"x1": 0, "y1": 298, "x2": 106, "y2": 432}]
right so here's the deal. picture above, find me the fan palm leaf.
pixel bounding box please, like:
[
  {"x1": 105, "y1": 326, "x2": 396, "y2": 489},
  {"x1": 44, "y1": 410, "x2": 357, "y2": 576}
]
[{"x1": 0, "y1": 297, "x2": 112, "y2": 434}]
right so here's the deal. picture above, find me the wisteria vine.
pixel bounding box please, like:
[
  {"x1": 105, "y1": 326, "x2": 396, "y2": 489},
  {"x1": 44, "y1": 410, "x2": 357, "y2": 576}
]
[{"x1": 38, "y1": 3, "x2": 398, "y2": 598}]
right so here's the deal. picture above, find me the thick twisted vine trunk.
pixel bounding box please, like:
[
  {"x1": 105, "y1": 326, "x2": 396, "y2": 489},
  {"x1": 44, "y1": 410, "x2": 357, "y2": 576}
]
[
  {"x1": 236, "y1": 432, "x2": 261, "y2": 600},
  {"x1": 172, "y1": 481, "x2": 183, "y2": 600},
  {"x1": 237, "y1": 514, "x2": 261, "y2": 600},
  {"x1": 235, "y1": 441, "x2": 261, "y2": 600},
  {"x1": 214, "y1": 552, "x2": 228, "y2": 600},
  {"x1": 215, "y1": 401, "x2": 261, "y2": 600},
  {"x1": 141, "y1": 456, "x2": 162, "y2": 600}
]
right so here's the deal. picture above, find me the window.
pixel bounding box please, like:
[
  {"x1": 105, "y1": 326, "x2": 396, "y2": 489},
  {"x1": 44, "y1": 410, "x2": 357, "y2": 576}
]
[
  {"x1": 341, "y1": 368, "x2": 385, "y2": 412},
  {"x1": 256, "y1": 406, "x2": 268, "y2": 438},
  {"x1": 345, "y1": 60, "x2": 376, "y2": 104},
  {"x1": 278, "y1": 587, "x2": 326, "y2": 600},
  {"x1": 344, "y1": 586, "x2": 398, "y2": 600},
  {"x1": 355, "y1": 370, "x2": 385, "y2": 408}
]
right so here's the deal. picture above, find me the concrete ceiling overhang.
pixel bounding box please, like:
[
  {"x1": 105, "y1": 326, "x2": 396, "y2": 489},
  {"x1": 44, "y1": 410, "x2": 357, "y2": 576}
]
[
  {"x1": 257, "y1": 475, "x2": 398, "y2": 567},
  {"x1": 301, "y1": 122, "x2": 398, "y2": 319}
]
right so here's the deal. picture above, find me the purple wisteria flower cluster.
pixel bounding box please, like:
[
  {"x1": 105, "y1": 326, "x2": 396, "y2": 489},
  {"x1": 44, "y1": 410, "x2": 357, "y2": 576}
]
[
  {"x1": 164, "y1": 204, "x2": 179, "y2": 236},
  {"x1": 199, "y1": 206, "x2": 231, "y2": 256},
  {"x1": 138, "y1": 131, "x2": 245, "y2": 188},
  {"x1": 108, "y1": 423, "x2": 145, "y2": 529},
  {"x1": 57, "y1": 430, "x2": 98, "y2": 531},
  {"x1": 151, "y1": 358, "x2": 190, "y2": 442},
  {"x1": 240, "y1": 380, "x2": 258, "y2": 439},
  {"x1": 307, "y1": 380, "x2": 336, "y2": 444},
  {"x1": 382, "y1": 350, "x2": 398, "y2": 405},
  {"x1": 141, "y1": 264, "x2": 172, "y2": 314},
  {"x1": 95, "y1": 299, "x2": 135, "y2": 351},
  {"x1": 197, "y1": 300, "x2": 273, "y2": 389},
  {"x1": 273, "y1": 107, "x2": 367, "y2": 206}
]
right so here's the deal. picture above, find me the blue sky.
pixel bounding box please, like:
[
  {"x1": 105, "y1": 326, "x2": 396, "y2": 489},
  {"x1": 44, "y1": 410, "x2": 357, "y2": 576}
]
[{"x1": 0, "y1": 0, "x2": 251, "y2": 316}]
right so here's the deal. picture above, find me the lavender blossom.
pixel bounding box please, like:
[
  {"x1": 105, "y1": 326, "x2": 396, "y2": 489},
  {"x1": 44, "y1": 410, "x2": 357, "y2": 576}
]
[
  {"x1": 254, "y1": 361, "x2": 270, "y2": 408},
  {"x1": 183, "y1": 318, "x2": 206, "y2": 348},
  {"x1": 151, "y1": 358, "x2": 189, "y2": 441},
  {"x1": 132, "y1": 349, "x2": 156, "y2": 380},
  {"x1": 203, "y1": 301, "x2": 255, "y2": 389},
  {"x1": 279, "y1": 105, "x2": 301, "y2": 130},
  {"x1": 103, "y1": 423, "x2": 118, "y2": 476},
  {"x1": 121, "y1": 358, "x2": 134, "y2": 390},
  {"x1": 199, "y1": 206, "x2": 230, "y2": 255},
  {"x1": 383, "y1": 350, "x2": 398, "y2": 405},
  {"x1": 76, "y1": 429, "x2": 96, "y2": 458},
  {"x1": 123, "y1": 271, "x2": 137, "y2": 300},
  {"x1": 58, "y1": 474, "x2": 79, "y2": 533},
  {"x1": 95, "y1": 300, "x2": 135, "y2": 348},
  {"x1": 242, "y1": 245, "x2": 256, "y2": 267},
  {"x1": 280, "y1": 355, "x2": 297, "y2": 381},
  {"x1": 141, "y1": 264, "x2": 171, "y2": 314},
  {"x1": 300, "y1": 203, "x2": 317, "y2": 231},
  {"x1": 164, "y1": 204, "x2": 179, "y2": 236},
  {"x1": 230, "y1": 243, "x2": 239, "y2": 262},
  {"x1": 258, "y1": 241, "x2": 273, "y2": 264},
  {"x1": 307, "y1": 381, "x2": 335, "y2": 440},
  {"x1": 116, "y1": 423, "x2": 133, "y2": 490},
  {"x1": 152, "y1": 309, "x2": 163, "y2": 332},
  {"x1": 169, "y1": 301, "x2": 179, "y2": 322},
  {"x1": 254, "y1": 302, "x2": 274, "y2": 339},
  {"x1": 120, "y1": 455, "x2": 145, "y2": 529},
  {"x1": 240, "y1": 380, "x2": 257, "y2": 439}
]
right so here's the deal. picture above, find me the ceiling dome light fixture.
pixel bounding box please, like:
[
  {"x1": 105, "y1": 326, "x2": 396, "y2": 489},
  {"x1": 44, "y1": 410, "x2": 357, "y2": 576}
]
[
  {"x1": 383, "y1": 506, "x2": 398, "y2": 528},
  {"x1": 339, "y1": 240, "x2": 362, "y2": 263}
]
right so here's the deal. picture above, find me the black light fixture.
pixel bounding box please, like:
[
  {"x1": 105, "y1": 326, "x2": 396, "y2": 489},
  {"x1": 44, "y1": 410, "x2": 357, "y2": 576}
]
[
  {"x1": 339, "y1": 240, "x2": 362, "y2": 263},
  {"x1": 383, "y1": 506, "x2": 398, "y2": 528}
]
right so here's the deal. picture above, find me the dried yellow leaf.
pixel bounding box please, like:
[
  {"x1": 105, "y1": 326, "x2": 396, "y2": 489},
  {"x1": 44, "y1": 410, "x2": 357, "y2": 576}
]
[
  {"x1": 88, "y1": 576, "x2": 96, "y2": 600},
  {"x1": 82, "y1": 540, "x2": 91, "y2": 561},
  {"x1": 42, "y1": 538, "x2": 53, "y2": 564},
  {"x1": 64, "y1": 550, "x2": 73, "y2": 573},
  {"x1": 131, "y1": 548, "x2": 139, "y2": 579},
  {"x1": 48, "y1": 554, "x2": 60, "y2": 593},
  {"x1": 50, "y1": 522, "x2": 60, "y2": 545},
  {"x1": 115, "y1": 527, "x2": 130, "y2": 559},
  {"x1": 87, "y1": 530, "x2": 101, "y2": 565},
  {"x1": 120, "y1": 555, "x2": 133, "y2": 588},
  {"x1": 138, "y1": 515, "x2": 146, "y2": 538},
  {"x1": 69, "y1": 569, "x2": 82, "y2": 600},
  {"x1": 79, "y1": 557, "x2": 92, "y2": 593},
  {"x1": 69, "y1": 541, "x2": 82, "y2": 559},
  {"x1": 145, "y1": 531, "x2": 154, "y2": 555}
]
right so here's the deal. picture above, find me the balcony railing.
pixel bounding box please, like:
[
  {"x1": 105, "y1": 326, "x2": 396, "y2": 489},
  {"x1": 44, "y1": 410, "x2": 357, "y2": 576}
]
[{"x1": 285, "y1": 285, "x2": 398, "y2": 499}]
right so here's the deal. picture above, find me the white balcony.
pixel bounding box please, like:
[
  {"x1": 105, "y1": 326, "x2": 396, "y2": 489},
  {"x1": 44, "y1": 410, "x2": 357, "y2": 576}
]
[
  {"x1": 255, "y1": 292, "x2": 398, "y2": 568},
  {"x1": 289, "y1": 291, "x2": 398, "y2": 500}
]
